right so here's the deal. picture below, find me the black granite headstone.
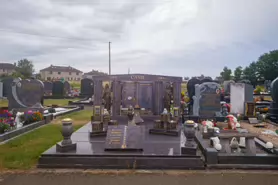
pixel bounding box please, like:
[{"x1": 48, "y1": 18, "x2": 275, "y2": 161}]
[
  {"x1": 195, "y1": 82, "x2": 221, "y2": 117},
  {"x1": 8, "y1": 78, "x2": 44, "y2": 110},
  {"x1": 52, "y1": 81, "x2": 64, "y2": 96},
  {"x1": 104, "y1": 125, "x2": 144, "y2": 151},
  {"x1": 43, "y1": 81, "x2": 53, "y2": 95},
  {"x1": 64, "y1": 81, "x2": 71, "y2": 95},
  {"x1": 1, "y1": 77, "x2": 14, "y2": 97},
  {"x1": 80, "y1": 78, "x2": 94, "y2": 97}
]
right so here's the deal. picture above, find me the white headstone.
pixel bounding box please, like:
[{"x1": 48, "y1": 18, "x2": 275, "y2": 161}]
[{"x1": 230, "y1": 83, "x2": 253, "y2": 114}]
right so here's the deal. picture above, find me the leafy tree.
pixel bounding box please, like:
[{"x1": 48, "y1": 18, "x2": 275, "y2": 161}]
[
  {"x1": 256, "y1": 50, "x2": 278, "y2": 81},
  {"x1": 242, "y1": 62, "x2": 258, "y2": 86},
  {"x1": 233, "y1": 66, "x2": 243, "y2": 82},
  {"x1": 220, "y1": 66, "x2": 232, "y2": 80},
  {"x1": 16, "y1": 59, "x2": 34, "y2": 79}
]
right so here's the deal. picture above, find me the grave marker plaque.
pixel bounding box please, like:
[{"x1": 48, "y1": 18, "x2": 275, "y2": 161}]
[
  {"x1": 193, "y1": 82, "x2": 221, "y2": 117},
  {"x1": 105, "y1": 125, "x2": 144, "y2": 151}
]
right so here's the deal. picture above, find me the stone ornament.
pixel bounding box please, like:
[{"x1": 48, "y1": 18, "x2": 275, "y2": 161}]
[
  {"x1": 56, "y1": 118, "x2": 77, "y2": 152},
  {"x1": 230, "y1": 137, "x2": 239, "y2": 149}
]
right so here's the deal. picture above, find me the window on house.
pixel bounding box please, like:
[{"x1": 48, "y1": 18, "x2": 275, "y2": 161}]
[
  {"x1": 58, "y1": 72, "x2": 61, "y2": 75},
  {"x1": 69, "y1": 72, "x2": 71, "y2": 75},
  {"x1": 3, "y1": 69, "x2": 5, "y2": 72},
  {"x1": 76, "y1": 72, "x2": 79, "y2": 75},
  {"x1": 77, "y1": 78, "x2": 80, "y2": 81},
  {"x1": 49, "y1": 71, "x2": 52, "y2": 74}
]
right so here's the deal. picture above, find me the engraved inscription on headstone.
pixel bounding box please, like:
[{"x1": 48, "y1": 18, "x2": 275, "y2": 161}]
[
  {"x1": 193, "y1": 82, "x2": 221, "y2": 117},
  {"x1": 105, "y1": 125, "x2": 144, "y2": 151}
]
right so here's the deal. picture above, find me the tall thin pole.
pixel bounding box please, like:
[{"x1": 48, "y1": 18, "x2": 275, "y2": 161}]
[{"x1": 109, "y1": 42, "x2": 111, "y2": 75}]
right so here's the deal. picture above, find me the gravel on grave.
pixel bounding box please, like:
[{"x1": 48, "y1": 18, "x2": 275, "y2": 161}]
[
  {"x1": 215, "y1": 121, "x2": 278, "y2": 147},
  {"x1": 239, "y1": 121, "x2": 278, "y2": 147}
]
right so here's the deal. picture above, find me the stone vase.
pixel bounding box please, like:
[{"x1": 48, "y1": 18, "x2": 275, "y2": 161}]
[
  {"x1": 61, "y1": 118, "x2": 74, "y2": 145},
  {"x1": 184, "y1": 121, "x2": 196, "y2": 147}
]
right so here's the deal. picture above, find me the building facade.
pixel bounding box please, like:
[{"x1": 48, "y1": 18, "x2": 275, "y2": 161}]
[
  {"x1": 0, "y1": 63, "x2": 16, "y2": 76},
  {"x1": 40, "y1": 65, "x2": 83, "y2": 81}
]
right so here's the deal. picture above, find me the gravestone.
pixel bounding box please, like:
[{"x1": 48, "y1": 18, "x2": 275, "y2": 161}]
[
  {"x1": 0, "y1": 82, "x2": 3, "y2": 98},
  {"x1": 223, "y1": 80, "x2": 235, "y2": 95},
  {"x1": 267, "y1": 77, "x2": 278, "y2": 123},
  {"x1": 230, "y1": 83, "x2": 253, "y2": 114},
  {"x1": 43, "y1": 81, "x2": 53, "y2": 95},
  {"x1": 238, "y1": 79, "x2": 251, "y2": 85},
  {"x1": 63, "y1": 81, "x2": 71, "y2": 95},
  {"x1": 200, "y1": 78, "x2": 213, "y2": 84},
  {"x1": 80, "y1": 78, "x2": 94, "y2": 97},
  {"x1": 187, "y1": 78, "x2": 201, "y2": 114},
  {"x1": 187, "y1": 78, "x2": 201, "y2": 101},
  {"x1": 193, "y1": 82, "x2": 221, "y2": 117},
  {"x1": 8, "y1": 78, "x2": 44, "y2": 111},
  {"x1": 1, "y1": 77, "x2": 14, "y2": 98},
  {"x1": 52, "y1": 81, "x2": 64, "y2": 96},
  {"x1": 104, "y1": 125, "x2": 144, "y2": 151},
  {"x1": 264, "y1": 80, "x2": 271, "y2": 92}
]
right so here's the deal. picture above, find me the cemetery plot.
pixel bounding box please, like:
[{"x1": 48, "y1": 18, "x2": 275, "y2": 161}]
[
  {"x1": 195, "y1": 124, "x2": 278, "y2": 169},
  {"x1": 38, "y1": 121, "x2": 204, "y2": 169}
]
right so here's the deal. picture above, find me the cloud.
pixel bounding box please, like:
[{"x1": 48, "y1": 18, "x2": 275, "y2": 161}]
[{"x1": 0, "y1": 0, "x2": 278, "y2": 78}]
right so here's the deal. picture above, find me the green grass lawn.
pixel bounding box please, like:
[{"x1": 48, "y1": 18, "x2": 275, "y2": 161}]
[
  {"x1": 44, "y1": 98, "x2": 79, "y2": 106},
  {"x1": 0, "y1": 98, "x2": 80, "y2": 107},
  {"x1": 0, "y1": 110, "x2": 91, "y2": 170}
]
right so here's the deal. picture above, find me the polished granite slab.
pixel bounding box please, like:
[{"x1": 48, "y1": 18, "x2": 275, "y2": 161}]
[{"x1": 38, "y1": 117, "x2": 205, "y2": 169}]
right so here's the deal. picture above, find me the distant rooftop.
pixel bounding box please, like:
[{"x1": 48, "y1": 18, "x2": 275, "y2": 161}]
[
  {"x1": 40, "y1": 65, "x2": 83, "y2": 73},
  {"x1": 84, "y1": 70, "x2": 108, "y2": 76},
  {"x1": 0, "y1": 63, "x2": 16, "y2": 70}
]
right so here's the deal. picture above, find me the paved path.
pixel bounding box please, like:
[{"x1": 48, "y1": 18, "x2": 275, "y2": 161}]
[{"x1": 0, "y1": 170, "x2": 277, "y2": 185}]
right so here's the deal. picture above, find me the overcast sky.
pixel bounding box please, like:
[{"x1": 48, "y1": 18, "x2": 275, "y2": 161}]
[{"x1": 1, "y1": 0, "x2": 278, "y2": 77}]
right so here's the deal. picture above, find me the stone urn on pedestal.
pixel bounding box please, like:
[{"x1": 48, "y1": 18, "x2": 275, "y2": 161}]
[
  {"x1": 56, "y1": 118, "x2": 77, "y2": 152},
  {"x1": 181, "y1": 120, "x2": 197, "y2": 155}
]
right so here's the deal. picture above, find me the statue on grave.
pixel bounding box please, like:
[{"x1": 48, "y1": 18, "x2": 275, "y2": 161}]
[
  {"x1": 163, "y1": 84, "x2": 172, "y2": 112},
  {"x1": 127, "y1": 105, "x2": 136, "y2": 126},
  {"x1": 102, "y1": 84, "x2": 111, "y2": 112}
]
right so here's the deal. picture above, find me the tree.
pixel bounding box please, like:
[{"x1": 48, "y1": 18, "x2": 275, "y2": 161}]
[
  {"x1": 233, "y1": 66, "x2": 243, "y2": 82},
  {"x1": 256, "y1": 50, "x2": 278, "y2": 81},
  {"x1": 242, "y1": 62, "x2": 258, "y2": 86},
  {"x1": 16, "y1": 59, "x2": 34, "y2": 79},
  {"x1": 220, "y1": 66, "x2": 232, "y2": 80}
]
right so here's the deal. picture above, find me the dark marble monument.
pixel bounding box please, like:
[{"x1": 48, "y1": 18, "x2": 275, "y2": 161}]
[
  {"x1": 193, "y1": 82, "x2": 221, "y2": 118},
  {"x1": 80, "y1": 78, "x2": 94, "y2": 98},
  {"x1": 1, "y1": 77, "x2": 14, "y2": 98},
  {"x1": 63, "y1": 81, "x2": 71, "y2": 96},
  {"x1": 52, "y1": 81, "x2": 64, "y2": 96},
  {"x1": 267, "y1": 77, "x2": 278, "y2": 123},
  {"x1": 43, "y1": 81, "x2": 53, "y2": 95},
  {"x1": 8, "y1": 78, "x2": 44, "y2": 111},
  {"x1": 93, "y1": 74, "x2": 182, "y2": 116}
]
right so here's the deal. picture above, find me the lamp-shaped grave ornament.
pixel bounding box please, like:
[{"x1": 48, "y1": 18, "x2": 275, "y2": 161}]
[
  {"x1": 181, "y1": 120, "x2": 197, "y2": 155},
  {"x1": 56, "y1": 118, "x2": 77, "y2": 152}
]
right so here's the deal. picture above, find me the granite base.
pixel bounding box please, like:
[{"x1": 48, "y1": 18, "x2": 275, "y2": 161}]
[{"x1": 56, "y1": 142, "x2": 77, "y2": 153}]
